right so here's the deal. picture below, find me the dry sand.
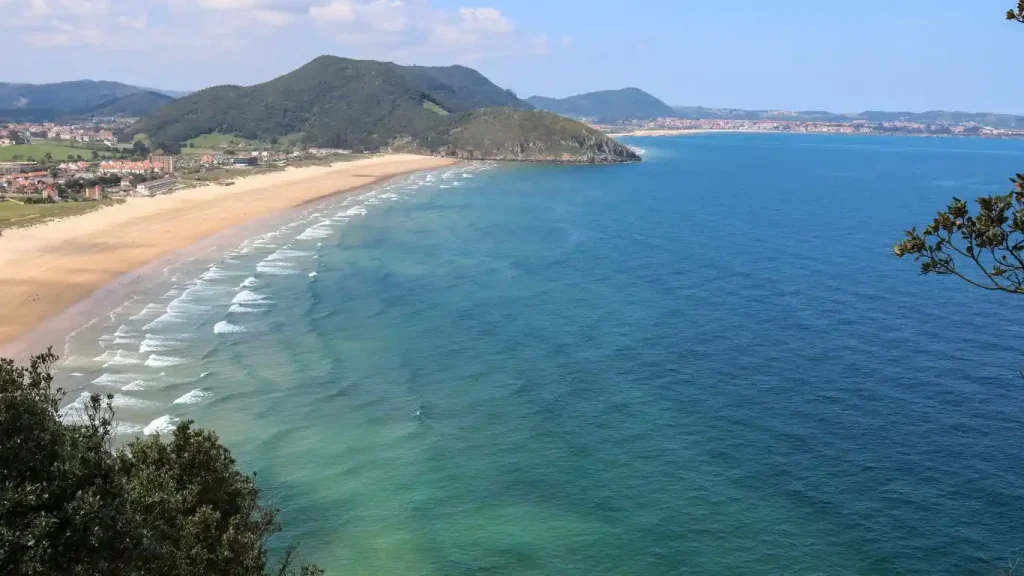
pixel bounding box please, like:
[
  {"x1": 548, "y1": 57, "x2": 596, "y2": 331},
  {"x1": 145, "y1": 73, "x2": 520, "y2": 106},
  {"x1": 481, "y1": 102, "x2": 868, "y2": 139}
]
[{"x1": 0, "y1": 154, "x2": 457, "y2": 350}]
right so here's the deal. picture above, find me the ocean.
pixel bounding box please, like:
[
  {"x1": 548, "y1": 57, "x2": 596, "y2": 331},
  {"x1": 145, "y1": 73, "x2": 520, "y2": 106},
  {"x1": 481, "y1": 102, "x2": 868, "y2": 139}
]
[{"x1": 53, "y1": 133, "x2": 1024, "y2": 575}]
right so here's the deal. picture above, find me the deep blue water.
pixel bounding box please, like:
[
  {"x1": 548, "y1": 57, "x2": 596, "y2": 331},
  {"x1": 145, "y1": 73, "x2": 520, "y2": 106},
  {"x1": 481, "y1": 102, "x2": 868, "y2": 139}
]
[{"x1": 60, "y1": 134, "x2": 1024, "y2": 575}]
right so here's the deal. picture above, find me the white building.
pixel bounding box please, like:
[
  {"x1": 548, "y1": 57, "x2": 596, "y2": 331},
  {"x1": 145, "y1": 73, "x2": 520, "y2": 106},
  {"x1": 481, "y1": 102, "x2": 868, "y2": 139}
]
[
  {"x1": 0, "y1": 162, "x2": 41, "y2": 175},
  {"x1": 136, "y1": 177, "x2": 178, "y2": 196}
]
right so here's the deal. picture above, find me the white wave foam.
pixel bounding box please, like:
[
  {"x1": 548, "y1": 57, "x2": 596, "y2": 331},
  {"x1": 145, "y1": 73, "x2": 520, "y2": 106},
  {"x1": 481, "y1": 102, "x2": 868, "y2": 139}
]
[
  {"x1": 93, "y1": 350, "x2": 117, "y2": 362},
  {"x1": 112, "y1": 394, "x2": 154, "y2": 408},
  {"x1": 121, "y1": 380, "x2": 147, "y2": 391},
  {"x1": 296, "y1": 221, "x2": 334, "y2": 241},
  {"x1": 232, "y1": 290, "x2": 269, "y2": 305},
  {"x1": 69, "y1": 372, "x2": 84, "y2": 377},
  {"x1": 173, "y1": 388, "x2": 213, "y2": 405},
  {"x1": 309, "y1": 271, "x2": 318, "y2": 278},
  {"x1": 139, "y1": 335, "x2": 183, "y2": 354},
  {"x1": 104, "y1": 350, "x2": 142, "y2": 367},
  {"x1": 144, "y1": 415, "x2": 179, "y2": 436},
  {"x1": 199, "y1": 371, "x2": 211, "y2": 379},
  {"x1": 214, "y1": 321, "x2": 246, "y2": 334},
  {"x1": 240, "y1": 276, "x2": 258, "y2": 288},
  {"x1": 256, "y1": 262, "x2": 298, "y2": 275},
  {"x1": 228, "y1": 304, "x2": 267, "y2": 314},
  {"x1": 59, "y1": 392, "x2": 92, "y2": 422},
  {"x1": 92, "y1": 373, "x2": 143, "y2": 387},
  {"x1": 345, "y1": 206, "x2": 367, "y2": 216},
  {"x1": 145, "y1": 355, "x2": 188, "y2": 368},
  {"x1": 266, "y1": 249, "x2": 310, "y2": 261}
]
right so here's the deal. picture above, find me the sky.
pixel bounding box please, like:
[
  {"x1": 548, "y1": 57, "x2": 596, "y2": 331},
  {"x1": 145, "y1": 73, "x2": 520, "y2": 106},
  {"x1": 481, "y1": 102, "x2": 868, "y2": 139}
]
[{"x1": 2, "y1": 0, "x2": 1023, "y2": 114}]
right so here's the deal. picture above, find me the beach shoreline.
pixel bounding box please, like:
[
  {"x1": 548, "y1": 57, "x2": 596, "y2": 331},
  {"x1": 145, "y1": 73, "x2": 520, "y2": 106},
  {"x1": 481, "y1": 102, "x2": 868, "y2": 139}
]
[
  {"x1": 0, "y1": 154, "x2": 458, "y2": 357},
  {"x1": 608, "y1": 129, "x2": 750, "y2": 137}
]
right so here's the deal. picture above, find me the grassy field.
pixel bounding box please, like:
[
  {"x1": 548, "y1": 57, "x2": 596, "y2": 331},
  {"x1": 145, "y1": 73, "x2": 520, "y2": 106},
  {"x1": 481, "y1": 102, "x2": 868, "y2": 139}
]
[
  {"x1": 184, "y1": 134, "x2": 265, "y2": 152},
  {"x1": 0, "y1": 199, "x2": 123, "y2": 230},
  {"x1": 178, "y1": 165, "x2": 285, "y2": 183},
  {"x1": 0, "y1": 144, "x2": 112, "y2": 162}
]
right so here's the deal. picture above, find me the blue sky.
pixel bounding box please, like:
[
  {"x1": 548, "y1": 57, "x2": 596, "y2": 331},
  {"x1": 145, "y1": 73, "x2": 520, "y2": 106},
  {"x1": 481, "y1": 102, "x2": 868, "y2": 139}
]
[{"x1": 3, "y1": 0, "x2": 1022, "y2": 113}]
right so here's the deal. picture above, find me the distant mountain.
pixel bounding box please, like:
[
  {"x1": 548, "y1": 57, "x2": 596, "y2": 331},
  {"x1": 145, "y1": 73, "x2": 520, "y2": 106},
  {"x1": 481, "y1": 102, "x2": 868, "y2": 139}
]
[
  {"x1": 126, "y1": 56, "x2": 637, "y2": 163},
  {"x1": 138, "y1": 87, "x2": 192, "y2": 99},
  {"x1": 672, "y1": 105, "x2": 1024, "y2": 129},
  {"x1": 0, "y1": 80, "x2": 177, "y2": 120},
  {"x1": 77, "y1": 91, "x2": 174, "y2": 118},
  {"x1": 526, "y1": 88, "x2": 678, "y2": 122}
]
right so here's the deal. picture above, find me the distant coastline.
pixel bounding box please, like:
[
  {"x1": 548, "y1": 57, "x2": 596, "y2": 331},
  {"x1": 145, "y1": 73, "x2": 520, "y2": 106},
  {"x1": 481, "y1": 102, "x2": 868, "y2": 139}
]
[
  {"x1": 607, "y1": 129, "x2": 748, "y2": 137},
  {"x1": 606, "y1": 127, "x2": 1024, "y2": 139}
]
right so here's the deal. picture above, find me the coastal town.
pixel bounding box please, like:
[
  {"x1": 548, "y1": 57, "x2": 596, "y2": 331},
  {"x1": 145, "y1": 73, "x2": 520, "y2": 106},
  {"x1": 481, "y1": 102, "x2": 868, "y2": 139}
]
[
  {"x1": 0, "y1": 119, "x2": 353, "y2": 217},
  {"x1": 596, "y1": 116, "x2": 1024, "y2": 137}
]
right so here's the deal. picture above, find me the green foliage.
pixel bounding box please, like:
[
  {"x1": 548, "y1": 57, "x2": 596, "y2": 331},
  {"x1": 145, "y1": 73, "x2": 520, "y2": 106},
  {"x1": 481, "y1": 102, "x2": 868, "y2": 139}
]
[
  {"x1": 123, "y1": 56, "x2": 532, "y2": 153},
  {"x1": 896, "y1": 6, "x2": 1024, "y2": 295},
  {"x1": 526, "y1": 88, "x2": 678, "y2": 122},
  {"x1": 1009, "y1": 0, "x2": 1024, "y2": 21},
  {"x1": 0, "y1": 350, "x2": 323, "y2": 576},
  {"x1": 433, "y1": 108, "x2": 641, "y2": 162},
  {"x1": 895, "y1": 175, "x2": 1024, "y2": 293},
  {"x1": 0, "y1": 144, "x2": 114, "y2": 163}
]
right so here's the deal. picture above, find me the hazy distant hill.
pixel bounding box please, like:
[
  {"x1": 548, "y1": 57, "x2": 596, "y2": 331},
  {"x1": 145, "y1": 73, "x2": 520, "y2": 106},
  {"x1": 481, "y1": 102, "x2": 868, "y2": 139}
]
[
  {"x1": 526, "y1": 88, "x2": 678, "y2": 122},
  {"x1": 126, "y1": 56, "x2": 637, "y2": 163},
  {"x1": 78, "y1": 91, "x2": 174, "y2": 118},
  {"x1": 672, "y1": 105, "x2": 1024, "y2": 129},
  {"x1": 0, "y1": 80, "x2": 176, "y2": 120}
]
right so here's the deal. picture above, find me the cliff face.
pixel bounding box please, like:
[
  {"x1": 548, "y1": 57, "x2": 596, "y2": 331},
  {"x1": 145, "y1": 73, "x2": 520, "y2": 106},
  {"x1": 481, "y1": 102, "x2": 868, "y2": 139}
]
[{"x1": 432, "y1": 108, "x2": 641, "y2": 164}]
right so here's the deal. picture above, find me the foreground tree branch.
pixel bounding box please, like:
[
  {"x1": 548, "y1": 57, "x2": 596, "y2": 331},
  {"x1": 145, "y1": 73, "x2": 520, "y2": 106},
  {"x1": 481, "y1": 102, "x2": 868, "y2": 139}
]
[{"x1": 894, "y1": 174, "x2": 1024, "y2": 295}]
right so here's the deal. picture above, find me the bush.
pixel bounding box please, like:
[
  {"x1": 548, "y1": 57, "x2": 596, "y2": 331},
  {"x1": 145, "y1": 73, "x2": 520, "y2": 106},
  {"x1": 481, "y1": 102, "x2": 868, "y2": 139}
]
[{"x1": 0, "y1": 350, "x2": 323, "y2": 576}]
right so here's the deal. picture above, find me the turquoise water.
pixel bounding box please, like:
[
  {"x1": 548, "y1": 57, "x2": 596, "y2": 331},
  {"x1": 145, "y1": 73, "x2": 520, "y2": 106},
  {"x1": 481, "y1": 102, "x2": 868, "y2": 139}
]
[{"x1": 57, "y1": 134, "x2": 1024, "y2": 575}]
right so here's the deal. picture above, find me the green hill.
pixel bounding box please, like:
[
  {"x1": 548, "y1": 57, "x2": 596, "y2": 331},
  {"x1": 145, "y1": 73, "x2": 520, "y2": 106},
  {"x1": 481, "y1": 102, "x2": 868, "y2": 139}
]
[
  {"x1": 526, "y1": 88, "x2": 678, "y2": 122},
  {"x1": 0, "y1": 80, "x2": 142, "y2": 111},
  {"x1": 125, "y1": 56, "x2": 637, "y2": 163},
  {"x1": 0, "y1": 81, "x2": 176, "y2": 121},
  {"x1": 77, "y1": 91, "x2": 174, "y2": 117},
  {"x1": 434, "y1": 108, "x2": 640, "y2": 163}
]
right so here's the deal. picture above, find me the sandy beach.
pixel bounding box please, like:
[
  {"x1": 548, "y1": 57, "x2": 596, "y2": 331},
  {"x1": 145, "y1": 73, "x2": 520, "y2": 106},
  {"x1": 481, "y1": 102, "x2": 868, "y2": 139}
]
[{"x1": 0, "y1": 154, "x2": 457, "y2": 351}]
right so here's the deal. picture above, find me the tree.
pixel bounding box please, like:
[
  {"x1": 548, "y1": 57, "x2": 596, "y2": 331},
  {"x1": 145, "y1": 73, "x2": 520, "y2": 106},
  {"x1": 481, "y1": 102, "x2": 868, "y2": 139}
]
[
  {"x1": 43, "y1": 152, "x2": 52, "y2": 163},
  {"x1": 66, "y1": 154, "x2": 74, "y2": 161},
  {"x1": 132, "y1": 140, "x2": 150, "y2": 157},
  {"x1": 91, "y1": 150, "x2": 100, "y2": 161},
  {"x1": 0, "y1": 350, "x2": 323, "y2": 576},
  {"x1": 895, "y1": 7, "x2": 1024, "y2": 296}
]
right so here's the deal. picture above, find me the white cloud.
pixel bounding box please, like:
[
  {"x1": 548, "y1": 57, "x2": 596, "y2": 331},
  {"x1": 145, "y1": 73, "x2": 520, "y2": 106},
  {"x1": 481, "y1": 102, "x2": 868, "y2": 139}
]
[
  {"x1": 458, "y1": 7, "x2": 512, "y2": 34},
  {"x1": 310, "y1": 0, "x2": 406, "y2": 32},
  {"x1": 116, "y1": 15, "x2": 147, "y2": 29},
  {"x1": 25, "y1": 27, "x2": 110, "y2": 47},
  {"x1": 252, "y1": 9, "x2": 296, "y2": 25},
  {"x1": 527, "y1": 34, "x2": 550, "y2": 56},
  {"x1": 308, "y1": 0, "x2": 353, "y2": 22},
  {"x1": 28, "y1": 0, "x2": 50, "y2": 15},
  {"x1": 5, "y1": 0, "x2": 562, "y2": 64}
]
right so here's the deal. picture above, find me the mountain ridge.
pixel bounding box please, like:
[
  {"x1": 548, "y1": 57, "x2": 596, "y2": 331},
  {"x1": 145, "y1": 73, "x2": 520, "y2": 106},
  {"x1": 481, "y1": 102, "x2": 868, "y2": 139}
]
[
  {"x1": 124, "y1": 56, "x2": 638, "y2": 163},
  {"x1": 0, "y1": 80, "x2": 177, "y2": 120},
  {"x1": 526, "y1": 88, "x2": 677, "y2": 122}
]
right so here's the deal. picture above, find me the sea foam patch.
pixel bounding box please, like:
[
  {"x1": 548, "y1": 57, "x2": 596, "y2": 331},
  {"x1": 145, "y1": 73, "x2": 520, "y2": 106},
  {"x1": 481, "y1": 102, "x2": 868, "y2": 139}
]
[
  {"x1": 144, "y1": 415, "x2": 179, "y2": 436},
  {"x1": 145, "y1": 355, "x2": 188, "y2": 368},
  {"x1": 173, "y1": 388, "x2": 213, "y2": 405}
]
